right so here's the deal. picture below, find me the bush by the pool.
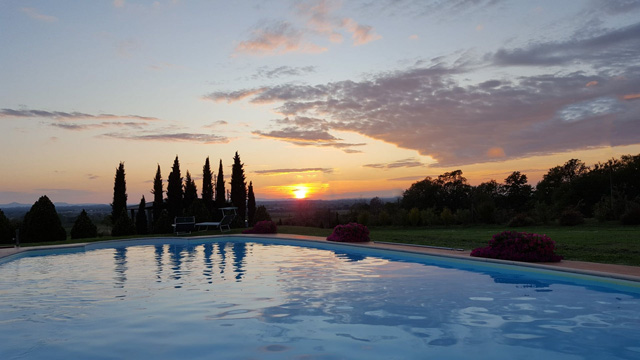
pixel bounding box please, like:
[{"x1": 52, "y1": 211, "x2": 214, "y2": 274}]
[
  {"x1": 327, "y1": 222, "x2": 370, "y2": 242},
  {"x1": 471, "y1": 230, "x2": 562, "y2": 262},
  {"x1": 242, "y1": 220, "x2": 277, "y2": 234}
]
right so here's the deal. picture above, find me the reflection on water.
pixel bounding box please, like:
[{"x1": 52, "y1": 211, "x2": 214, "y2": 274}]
[
  {"x1": 2, "y1": 240, "x2": 639, "y2": 360},
  {"x1": 113, "y1": 247, "x2": 127, "y2": 288}
]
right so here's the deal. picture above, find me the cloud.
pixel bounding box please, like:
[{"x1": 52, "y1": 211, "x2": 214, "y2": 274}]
[
  {"x1": 388, "y1": 175, "x2": 427, "y2": 182},
  {"x1": 49, "y1": 121, "x2": 149, "y2": 131},
  {"x1": 203, "y1": 120, "x2": 229, "y2": 129},
  {"x1": 342, "y1": 18, "x2": 381, "y2": 45},
  {"x1": 211, "y1": 22, "x2": 640, "y2": 167},
  {"x1": 234, "y1": 21, "x2": 327, "y2": 56},
  {"x1": 252, "y1": 65, "x2": 316, "y2": 79},
  {"x1": 203, "y1": 88, "x2": 267, "y2": 103},
  {"x1": 103, "y1": 132, "x2": 229, "y2": 144},
  {"x1": 364, "y1": 158, "x2": 424, "y2": 169},
  {"x1": 0, "y1": 108, "x2": 159, "y2": 121},
  {"x1": 254, "y1": 168, "x2": 334, "y2": 175},
  {"x1": 21, "y1": 7, "x2": 58, "y2": 22},
  {"x1": 113, "y1": 0, "x2": 125, "y2": 8}
]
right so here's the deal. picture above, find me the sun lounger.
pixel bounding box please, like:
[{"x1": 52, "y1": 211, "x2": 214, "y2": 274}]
[
  {"x1": 196, "y1": 213, "x2": 235, "y2": 232},
  {"x1": 172, "y1": 216, "x2": 196, "y2": 234}
]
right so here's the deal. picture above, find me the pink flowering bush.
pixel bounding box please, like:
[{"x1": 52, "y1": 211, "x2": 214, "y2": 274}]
[
  {"x1": 471, "y1": 231, "x2": 562, "y2": 262},
  {"x1": 327, "y1": 223, "x2": 370, "y2": 242},
  {"x1": 242, "y1": 220, "x2": 277, "y2": 234}
]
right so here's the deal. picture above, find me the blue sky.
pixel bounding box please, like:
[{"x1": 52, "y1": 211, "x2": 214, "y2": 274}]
[{"x1": 1, "y1": 0, "x2": 639, "y2": 204}]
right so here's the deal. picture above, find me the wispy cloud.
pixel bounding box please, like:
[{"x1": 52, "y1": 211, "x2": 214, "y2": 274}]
[
  {"x1": 0, "y1": 108, "x2": 159, "y2": 121},
  {"x1": 21, "y1": 7, "x2": 58, "y2": 22},
  {"x1": 342, "y1": 18, "x2": 381, "y2": 45},
  {"x1": 254, "y1": 168, "x2": 334, "y2": 175},
  {"x1": 103, "y1": 132, "x2": 229, "y2": 144},
  {"x1": 50, "y1": 121, "x2": 149, "y2": 131},
  {"x1": 252, "y1": 65, "x2": 316, "y2": 79},
  {"x1": 234, "y1": 21, "x2": 327, "y2": 56},
  {"x1": 364, "y1": 158, "x2": 424, "y2": 169}
]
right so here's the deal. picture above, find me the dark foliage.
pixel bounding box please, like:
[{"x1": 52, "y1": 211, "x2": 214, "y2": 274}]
[
  {"x1": 151, "y1": 164, "x2": 163, "y2": 224},
  {"x1": 111, "y1": 162, "x2": 127, "y2": 225},
  {"x1": 183, "y1": 171, "x2": 198, "y2": 211},
  {"x1": 135, "y1": 196, "x2": 148, "y2": 235},
  {"x1": 620, "y1": 204, "x2": 640, "y2": 225},
  {"x1": 0, "y1": 209, "x2": 15, "y2": 244},
  {"x1": 327, "y1": 223, "x2": 370, "y2": 242},
  {"x1": 215, "y1": 159, "x2": 226, "y2": 208},
  {"x1": 111, "y1": 208, "x2": 135, "y2": 236},
  {"x1": 247, "y1": 181, "x2": 256, "y2": 226},
  {"x1": 185, "y1": 198, "x2": 210, "y2": 223},
  {"x1": 70, "y1": 209, "x2": 98, "y2": 239},
  {"x1": 254, "y1": 205, "x2": 271, "y2": 223},
  {"x1": 22, "y1": 195, "x2": 67, "y2": 243},
  {"x1": 508, "y1": 213, "x2": 535, "y2": 227},
  {"x1": 559, "y1": 209, "x2": 584, "y2": 226},
  {"x1": 202, "y1": 157, "x2": 214, "y2": 212},
  {"x1": 166, "y1": 155, "x2": 183, "y2": 219},
  {"x1": 230, "y1": 152, "x2": 247, "y2": 226},
  {"x1": 242, "y1": 220, "x2": 277, "y2": 234},
  {"x1": 153, "y1": 209, "x2": 174, "y2": 234}
]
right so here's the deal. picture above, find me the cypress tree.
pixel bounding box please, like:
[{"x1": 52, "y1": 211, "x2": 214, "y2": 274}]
[
  {"x1": 166, "y1": 155, "x2": 183, "y2": 220},
  {"x1": 151, "y1": 164, "x2": 163, "y2": 225},
  {"x1": 111, "y1": 208, "x2": 135, "y2": 236},
  {"x1": 111, "y1": 162, "x2": 127, "y2": 225},
  {"x1": 136, "y1": 196, "x2": 148, "y2": 235},
  {"x1": 247, "y1": 181, "x2": 256, "y2": 226},
  {"x1": 70, "y1": 209, "x2": 98, "y2": 239},
  {"x1": 230, "y1": 152, "x2": 247, "y2": 226},
  {"x1": 22, "y1": 195, "x2": 67, "y2": 242},
  {"x1": 183, "y1": 171, "x2": 198, "y2": 211},
  {"x1": 0, "y1": 209, "x2": 15, "y2": 244},
  {"x1": 215, "y1": 159, "x2": 226, "y2": 208},
  {"x1": 202, "y1": 157, "x2": 214, "y2": 212}
]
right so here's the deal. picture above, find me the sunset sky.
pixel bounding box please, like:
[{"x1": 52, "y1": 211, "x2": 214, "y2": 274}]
[{"x1": 1, "y1": 0, "x2": 639, "y2": 204}]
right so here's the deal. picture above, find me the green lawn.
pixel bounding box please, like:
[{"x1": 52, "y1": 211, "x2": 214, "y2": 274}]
[{"x1": 16, "y1": 222, "x2": 640, "y2": 267}]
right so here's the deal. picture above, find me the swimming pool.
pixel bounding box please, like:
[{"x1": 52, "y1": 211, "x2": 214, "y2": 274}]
[{"x1": 1, "y1": 237, "x2": 639, "y2": 359}]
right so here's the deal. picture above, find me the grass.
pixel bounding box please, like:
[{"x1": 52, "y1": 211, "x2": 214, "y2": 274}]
[{"x1": 13, "y1": 221, "x2": 640, "y2": 267}]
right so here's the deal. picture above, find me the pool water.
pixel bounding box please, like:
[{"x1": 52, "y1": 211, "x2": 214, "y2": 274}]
[{"x1": 1, "y1": 238, "x2": 639, "y2": 359}]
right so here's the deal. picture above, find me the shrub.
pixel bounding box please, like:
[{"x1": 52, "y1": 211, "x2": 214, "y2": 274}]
[
  {"x1": 21, "y1": 195, "x2": 67, "y2": 243},
  {"x1": 254, "y1": 205, "x2": 272, "y2": 223},
  {"x1": 408, "y1": 207, "x2": 421, "y2": 226},
  {"x1": 559, "y1": 209, "x2": 584, "y2": 226},
  {"x1": 0, "y1": 209, "x2": 14, "y2": 244},
  {"x1": 242, "y1": 220, "x2": 277, "y2": 234},
  {"x1": 471, "y1": 231, "x2": 562, "y2": 262},
  {"x1": 70, "y1": 210, "x2": 98, "y2": 239},
  {"x1": 111, "y1": 209, "x2": 135, "y2": 237},
  {"x1": 508, "y1": 213, "x2": 535, "y2": 227},
  {"x1": 440, "y1": 208, "x2": 454, "y2": 225},
  {"x1": 327, "y1": 222, "x2": 370, "y2": 242},
  {"x1": 620, "y1": 205, "x2": 640, "y2": 225}
]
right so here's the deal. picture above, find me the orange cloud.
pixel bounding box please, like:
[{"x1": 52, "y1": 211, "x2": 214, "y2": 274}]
[
  {"x1": 235, "y1": 23, "x2": 327, "y2": 56},
  {"x1": 487, "y1": 147, "x2": 506, "y2": 158},
  {"x1": 586, "y1": 81, "x2": 598, "y2": 87},
  {"x1": 342, "y1": 18, "x2": 382, "y2": 46},
  {"x1": 622, "y1": 93, "x2": 640, "y2": 100}
]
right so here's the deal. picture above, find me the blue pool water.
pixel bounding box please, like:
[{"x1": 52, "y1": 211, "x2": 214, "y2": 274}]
[{"x1": 1, "y1": 237, "x2": 639, "y2": 359}]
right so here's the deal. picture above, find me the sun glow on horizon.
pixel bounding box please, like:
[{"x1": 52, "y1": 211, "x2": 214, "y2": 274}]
[{"x1": 293, "y1": 186, "x2": 308, "y2": 199}]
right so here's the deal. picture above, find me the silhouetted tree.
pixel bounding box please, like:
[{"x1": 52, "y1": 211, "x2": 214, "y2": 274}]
[
  {"x1": 151, "y1": 164, "x2": 163, "y2": 226},
  {"x1": 230, "y1": 152, "x2": 247, "y2": 226},
  {"x1": 247, "y1": 181, "x2": 256, "y2": 226},
  {"x1": 215, "y1": 159, "x2": 226, "y2": 209},
  {"x1": 166, "y1": 156, "x2": 183, "y2": 219},
  {"x1": 111, "y1": 208, "x2": 135, "y2": 236},
  {"x1": 70, "y1": 209, "x2": 98, "y2": 239},
  {"x1": 111, "y1": 162, "x2": 127, "y2": 225},
  {"x1": 202, "y1": 157, "x2": 214, "y2": 212},
  {"x1": 135, "y1": 196, "x2": 148, "y2": 235},
  {"x1": 22, "y1": 195, "x2": 66, "y2": 242},
  {"x1": 502, "y1": 171, "x2": 532, "y2": 213},
  {"x1": 183, "y1": 171, "x2": 198, "y2": 211},
  {"x1": 0, "y1": 209, "x2": 15, "y2": 244}
]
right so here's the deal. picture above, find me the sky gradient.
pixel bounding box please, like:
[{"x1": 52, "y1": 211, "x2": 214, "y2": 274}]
[{"x1": 1, "y1": 0, "x2": 639, "y2": 204}]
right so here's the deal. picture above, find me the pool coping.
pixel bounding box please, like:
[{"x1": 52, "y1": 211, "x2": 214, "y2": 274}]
[{"x1": 2, "y1": 234, "x2": 640, "y2": 283}]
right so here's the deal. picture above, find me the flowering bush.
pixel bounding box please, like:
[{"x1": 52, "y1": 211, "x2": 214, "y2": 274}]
[
  {"x1": 471, "y1": 230, "x2": 562, "y2": 262},
  {"x1": 242, "y1": 220, "x2": 277, "y2": 234},
  {"x1": 327, "y1": 222, "x2": 370, "y2": 242}
]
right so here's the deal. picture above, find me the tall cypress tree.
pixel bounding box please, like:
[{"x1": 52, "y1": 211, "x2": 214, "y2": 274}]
[
  {"x1": 247, "y1": 181, "x2": 256, "y2": 226},
  {"x1": 151, "y1": 164, "x2": 163, "y2": 224},
  {"x1": 230, "y1": 152, "x2": 247, "y2": 226},
  {"x1": 111, "y1": 162, "x2": 127, "y2": 225},
  {"x1": 183, "y1": 171, "x2": 198, "y2": 211},
  {"x1": 136, "y1": 196, "x2": 148, "y2": 235},
  {"x1": 166, "y1": 155, "x2": 183, "y2": 219},
  {"x1": 215, "y1": 159, "x2": 226, "y2": 208},
  {"x1": 202, "y1": 157, "x2": 214, "y2": 212}
]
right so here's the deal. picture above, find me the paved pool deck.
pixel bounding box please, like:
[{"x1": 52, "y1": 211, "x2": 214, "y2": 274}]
[{"x1": 2, "y1": 234, "x2": 640, "y2": 282}]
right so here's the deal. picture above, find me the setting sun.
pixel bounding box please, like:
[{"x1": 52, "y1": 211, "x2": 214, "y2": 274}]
[{"x1": 293, "y1": 187, "x2": 308, "y2": 199}]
